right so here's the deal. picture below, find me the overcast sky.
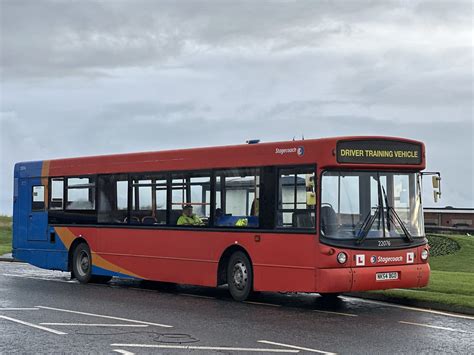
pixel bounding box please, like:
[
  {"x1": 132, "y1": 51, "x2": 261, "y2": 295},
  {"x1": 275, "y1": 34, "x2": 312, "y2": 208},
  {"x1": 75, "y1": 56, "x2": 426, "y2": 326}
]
[{"x1": 0, "y1": 0, "x2": 473, "y2": 215}]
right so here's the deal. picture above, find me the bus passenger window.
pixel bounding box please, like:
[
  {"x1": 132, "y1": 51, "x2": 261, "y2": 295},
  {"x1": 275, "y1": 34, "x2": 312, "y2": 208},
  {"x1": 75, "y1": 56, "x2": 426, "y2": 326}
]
[
  {"x1": 32, "y1": 185, "x2": 45, "y2": 211},
  {"x1": 98, "y1": 175, "x2": 128, "y2": 224},
  {"x1": 172, "y1": 174, "x2": 210, "y2": 226},
  {"x1": 276, "y1": 167, "x2": 315, "y2": 229},
  {"x1": 130, "y1": 174, "x2": 167, "y2": 225},
  {"x1": 215, "y1": 168, "x2": 260, "y2": 228},
  {"x1": 50, "y1": 178, "x2": 64, "y2": 210},
  {"x1": 66, "y1": 177, "x2": 96, "y2": 210}
]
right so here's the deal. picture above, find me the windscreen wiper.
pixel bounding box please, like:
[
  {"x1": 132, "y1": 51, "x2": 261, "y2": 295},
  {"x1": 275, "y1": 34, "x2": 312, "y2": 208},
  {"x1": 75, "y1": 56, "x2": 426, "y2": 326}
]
[
  {"x1": 381, "y1": 186, "x2": 413, "y2": 243},
  {"x1": 377, "y1": 175, "x2": 386, "y2": 238},
  {"x1": 356, "y1": 205, "x2": 380, "y2": 245}
]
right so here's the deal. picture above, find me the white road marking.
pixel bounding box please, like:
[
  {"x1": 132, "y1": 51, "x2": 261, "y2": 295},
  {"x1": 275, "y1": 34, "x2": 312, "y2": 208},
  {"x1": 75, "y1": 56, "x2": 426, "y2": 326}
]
[
  {"x1": 36, "y1": 306, "x2": 173, "y2": 328},
  {"x1": 399, "y1": 321, "x2": 471, "y2": 333},
  {"x1": 342, "y1": 296, "x2": 474, "y2": 321},
  {"x1": 243, "y1": 301, "x2": 281, "y2": 307},
  {"x1": 0, "y1": 308, "x2": 39, "y2": 311},
  {"x1": 113, "y1": 350, "x2": 135, "y2": 355},
  {"x1": 41, "y1": 323, "x2": 149, "y2": 327},
  {"x1": 180, "y1": 293, "x2": 216, "y2": 300},
  {"x1": 0, "y1": 315, "x2": 67, "y2": 335},
  {"x1": 313, "y1": 309, "x2": 357, "y2": 317},
  {"x1": 110, "y1": 344, "x2": 299, "y2": 352},
  {"x1": 258, "y1": 340, "x2": 336, "y2": 354}
]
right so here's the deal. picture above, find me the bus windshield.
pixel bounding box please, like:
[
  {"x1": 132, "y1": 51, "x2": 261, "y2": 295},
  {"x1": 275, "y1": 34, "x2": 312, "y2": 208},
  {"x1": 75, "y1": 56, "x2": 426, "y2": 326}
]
[{"x1": 320, "y1": 171, "x2": 424, "y2": 240}]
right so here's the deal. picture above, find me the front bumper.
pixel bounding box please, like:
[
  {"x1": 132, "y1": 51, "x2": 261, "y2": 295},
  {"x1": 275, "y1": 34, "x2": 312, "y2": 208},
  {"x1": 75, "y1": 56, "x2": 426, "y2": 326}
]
[{"x1": 315, "y1": 263, "x2": 430, "y2": 293}]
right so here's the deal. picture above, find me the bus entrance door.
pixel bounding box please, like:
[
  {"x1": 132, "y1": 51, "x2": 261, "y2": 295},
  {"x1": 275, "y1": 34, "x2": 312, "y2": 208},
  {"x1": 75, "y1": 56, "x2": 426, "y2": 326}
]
[{"x1": 23, "y1": 178, "x2": 48, "y2": 242}]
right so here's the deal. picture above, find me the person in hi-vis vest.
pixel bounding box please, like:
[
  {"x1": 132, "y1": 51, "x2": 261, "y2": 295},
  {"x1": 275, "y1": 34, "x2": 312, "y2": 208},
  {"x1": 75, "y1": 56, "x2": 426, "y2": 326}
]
[{"x1": 177, "y1": 205, "x2": 204, "y2": 226}]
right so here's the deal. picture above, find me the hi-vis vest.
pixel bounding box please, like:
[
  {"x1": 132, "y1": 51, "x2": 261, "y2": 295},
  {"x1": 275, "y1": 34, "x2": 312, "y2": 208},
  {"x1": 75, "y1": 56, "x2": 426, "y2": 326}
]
[
  {"x1": 177, "y1": 214, "x2": 203, "y2": 226},
  {"x1": 235, "y1": 218, "x2": 248, "y2": 227}
]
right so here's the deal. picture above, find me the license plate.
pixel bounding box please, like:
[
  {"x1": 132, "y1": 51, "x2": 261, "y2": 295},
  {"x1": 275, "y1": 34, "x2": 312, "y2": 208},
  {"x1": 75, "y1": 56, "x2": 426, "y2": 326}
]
[{"x1": 376, "y1": 272, "x2": 399, "y2": 281}]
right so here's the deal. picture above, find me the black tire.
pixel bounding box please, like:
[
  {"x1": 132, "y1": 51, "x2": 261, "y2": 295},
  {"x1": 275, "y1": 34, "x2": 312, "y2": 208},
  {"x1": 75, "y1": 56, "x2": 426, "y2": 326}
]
[
  {"x1": 227, "y1": 251, "x2": 253, "y2": 301},
  {"x1": 72, "y1": 243, "x2": 93, "y2": 284}
]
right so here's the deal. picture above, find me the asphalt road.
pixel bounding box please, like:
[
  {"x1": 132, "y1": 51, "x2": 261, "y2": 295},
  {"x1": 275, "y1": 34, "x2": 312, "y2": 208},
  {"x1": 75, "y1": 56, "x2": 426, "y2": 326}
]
[{"x1": 0, "y1": 262, "x2": 473, "y2": 354}]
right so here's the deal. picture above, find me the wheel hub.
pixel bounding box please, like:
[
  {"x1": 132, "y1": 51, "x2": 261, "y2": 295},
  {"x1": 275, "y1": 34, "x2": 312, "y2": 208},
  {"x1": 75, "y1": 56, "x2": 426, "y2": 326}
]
[
  {"x1": 232, "y1": 261, "x2": 248, "y2": 290},
  {"x1": 77, "y1": 251, "x2": 90, "y2": 276}
]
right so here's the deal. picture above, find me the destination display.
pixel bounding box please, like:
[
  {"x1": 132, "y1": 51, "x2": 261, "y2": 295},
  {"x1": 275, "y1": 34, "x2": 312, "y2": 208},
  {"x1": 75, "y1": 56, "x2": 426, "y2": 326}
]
[{"x1": 336, "y1": 140, "x2": 422, "y2": 165}]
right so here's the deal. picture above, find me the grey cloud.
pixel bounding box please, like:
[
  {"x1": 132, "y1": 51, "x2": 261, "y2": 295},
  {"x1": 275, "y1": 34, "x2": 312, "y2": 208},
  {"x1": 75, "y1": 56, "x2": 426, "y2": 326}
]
[
  {"x1": 2, "y1": 0, "x2": 471, "y2": 79},
  {"x1": 0, "y1": 0, "x2": 472, "y2": 214}
]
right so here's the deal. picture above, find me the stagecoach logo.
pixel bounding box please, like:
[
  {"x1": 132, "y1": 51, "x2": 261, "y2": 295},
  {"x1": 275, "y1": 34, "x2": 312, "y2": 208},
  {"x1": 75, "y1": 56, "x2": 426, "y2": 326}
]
[
  {"x1": 377, "y1": 256, "x2": 403, "y2": 264},
  {"x1": 369, "y1": 255, "x2": 406, "y2": 264},
  {"x1": 275, "y1": 146, "x2": 305, "y2": 157}
]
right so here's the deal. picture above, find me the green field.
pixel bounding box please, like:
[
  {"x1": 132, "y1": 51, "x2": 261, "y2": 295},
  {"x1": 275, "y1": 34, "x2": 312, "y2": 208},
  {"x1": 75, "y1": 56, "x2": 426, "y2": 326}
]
[
  {"x1": 372, "y1": 234, "x2": 474, "y2": 311},
  {"x1": 0, "y1": 215, "x2": 12, "y2": 256}
]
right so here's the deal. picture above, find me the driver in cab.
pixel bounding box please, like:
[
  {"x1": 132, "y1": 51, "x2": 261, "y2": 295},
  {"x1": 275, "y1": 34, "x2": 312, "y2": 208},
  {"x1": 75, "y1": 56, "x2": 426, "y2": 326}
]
[{"x1": 177, "y1": 205, "x2": 204, "y2": 226}]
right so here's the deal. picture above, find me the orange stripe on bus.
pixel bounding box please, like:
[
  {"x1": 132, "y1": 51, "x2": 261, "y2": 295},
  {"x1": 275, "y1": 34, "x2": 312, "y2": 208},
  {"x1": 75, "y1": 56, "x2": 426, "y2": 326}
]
[
  {"x1": 92, "y1": 253, "x2": 143, "y2": 278},
  {"x1": 54, "y1": 227, "x2": 142, "y2": 278},
  {"x1": 54, "y1": 227, "x2": 76, "y2": 250}
]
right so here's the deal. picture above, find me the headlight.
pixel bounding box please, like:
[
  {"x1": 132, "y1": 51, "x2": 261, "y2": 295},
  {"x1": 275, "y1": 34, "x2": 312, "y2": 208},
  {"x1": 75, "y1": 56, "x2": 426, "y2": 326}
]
[
  {"x1": 421, "y1": 249, "x2": 429, "y2": 261},
  {"x1": 337, "y1": 252, "x2": 347, "y2": 264}
]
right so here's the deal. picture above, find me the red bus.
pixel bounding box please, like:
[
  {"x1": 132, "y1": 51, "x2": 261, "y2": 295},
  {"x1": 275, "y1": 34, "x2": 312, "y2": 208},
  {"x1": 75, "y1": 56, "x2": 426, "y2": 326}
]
[{"x1": 13, "y1": 136, "x2": 432, "y2": 301}]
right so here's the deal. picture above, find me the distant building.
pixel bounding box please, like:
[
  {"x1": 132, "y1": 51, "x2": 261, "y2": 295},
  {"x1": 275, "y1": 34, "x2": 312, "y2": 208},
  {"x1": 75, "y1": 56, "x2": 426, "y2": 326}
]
[{"x1": 424, "y1": 207, "x2": 474, "y2": 228}]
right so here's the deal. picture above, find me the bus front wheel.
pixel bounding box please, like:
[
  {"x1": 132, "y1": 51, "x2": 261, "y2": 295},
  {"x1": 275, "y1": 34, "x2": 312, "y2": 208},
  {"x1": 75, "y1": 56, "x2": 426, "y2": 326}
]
[{"x1": 227, "y1": 251, "x2": 253, "y2": 301}]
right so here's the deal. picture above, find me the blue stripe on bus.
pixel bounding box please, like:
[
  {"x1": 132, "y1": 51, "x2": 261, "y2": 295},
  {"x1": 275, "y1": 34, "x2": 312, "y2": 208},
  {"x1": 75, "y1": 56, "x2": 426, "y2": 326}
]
[{"x1": 91, "y1": 265, "x2": 136, "y2": 279}]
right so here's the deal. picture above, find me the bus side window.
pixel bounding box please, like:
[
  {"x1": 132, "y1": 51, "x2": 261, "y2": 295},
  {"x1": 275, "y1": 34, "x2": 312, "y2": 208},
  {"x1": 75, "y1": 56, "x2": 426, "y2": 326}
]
[
  {"x1": 32, "y1": 185, "x2": 45, "y2": 211},
  {"x1": 130, "y1": 174, "x2": 167, "y2": 225},
  {"x1": 98, "y1": 174, "x2": 128, "y2": 224},
  {"x1": 215, "y1": 168, "x2": 260, "y2": 228},
  {"x1": 66, "y1": 177, "x2": 96, "y2": 210},
  {"x1": 276, "y1": 166, "x2": 316, "y2": 229},
  {"x1": 50, "y1": 178, "x2": 64, "y2": 210},
  {"x1": 171, "y1": 173, "x2": 211, "y2": 226}
]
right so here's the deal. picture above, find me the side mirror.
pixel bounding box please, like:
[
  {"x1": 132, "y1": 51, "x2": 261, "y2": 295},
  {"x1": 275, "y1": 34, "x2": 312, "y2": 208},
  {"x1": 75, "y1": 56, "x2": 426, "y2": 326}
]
[{"x1": 421, "y1": 172, "x2": 442, "y2": 203}]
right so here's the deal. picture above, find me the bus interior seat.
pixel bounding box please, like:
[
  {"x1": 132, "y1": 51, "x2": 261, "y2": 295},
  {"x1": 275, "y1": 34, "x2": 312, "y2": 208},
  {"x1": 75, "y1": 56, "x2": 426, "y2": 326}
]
[
  {"x1": 156, "y1": 210, "x2": 167, "y2": 224},
  {"x1": 292, "y1": 210, "x2": 314, "y2": 228},
  {"x1": 142, "y1": 216, "x2": 157, "y2": 225},
  {"x1": 170, "y1": 210, "x2": 182, "y2": 225},
  {"x1": 321, "y1": 206, "x2": 337, "y2": 236},
  {"x1": 129, "y1": 216, "x2": 140, "y2": 225}
]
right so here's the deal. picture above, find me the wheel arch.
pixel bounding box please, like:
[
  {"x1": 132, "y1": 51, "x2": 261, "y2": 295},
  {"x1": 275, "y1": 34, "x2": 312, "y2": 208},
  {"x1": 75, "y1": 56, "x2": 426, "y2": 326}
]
[{"x1": 217, "y1": 245, "x2": 253, "y2": 286}]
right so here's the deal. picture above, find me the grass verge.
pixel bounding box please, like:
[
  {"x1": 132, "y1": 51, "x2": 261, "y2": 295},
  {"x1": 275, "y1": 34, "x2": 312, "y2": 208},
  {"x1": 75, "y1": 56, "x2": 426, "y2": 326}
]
[
  {"x1": 366, "y1": 234, "x2": 474, "y2": 313},
  {"x1": 0, "y1": 226, "x2": 12, "y2": 256},
  {"x1": 0, "y1": 215, "x2": 12, "y2": 255}
]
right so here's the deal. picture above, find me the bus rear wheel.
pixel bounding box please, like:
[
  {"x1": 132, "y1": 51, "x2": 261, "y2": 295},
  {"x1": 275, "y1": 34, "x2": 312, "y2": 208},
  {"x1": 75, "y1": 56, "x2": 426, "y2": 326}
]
[
  {"x1": 227, "y1": 251, "x2": 253, "y2": 301},
  {"x1": 72, "y1": 243, "x2": 112, "y2": 284},
  {"x1": 73, "y1": 243, "x2": 93, "y2": 283}
]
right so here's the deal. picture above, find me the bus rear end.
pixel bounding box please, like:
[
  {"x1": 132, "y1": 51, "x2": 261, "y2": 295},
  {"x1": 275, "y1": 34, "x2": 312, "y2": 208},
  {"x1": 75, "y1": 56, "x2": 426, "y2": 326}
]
[{"x1": 315, "y1": 138, "x2": 430, "y2": 294}]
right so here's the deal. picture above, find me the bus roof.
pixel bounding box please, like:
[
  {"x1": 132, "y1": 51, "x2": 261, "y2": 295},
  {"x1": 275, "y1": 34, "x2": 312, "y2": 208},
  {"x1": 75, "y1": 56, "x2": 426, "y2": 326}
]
[{"x1": 14, "y1": 136, "x2": 425, "y2": 178}]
